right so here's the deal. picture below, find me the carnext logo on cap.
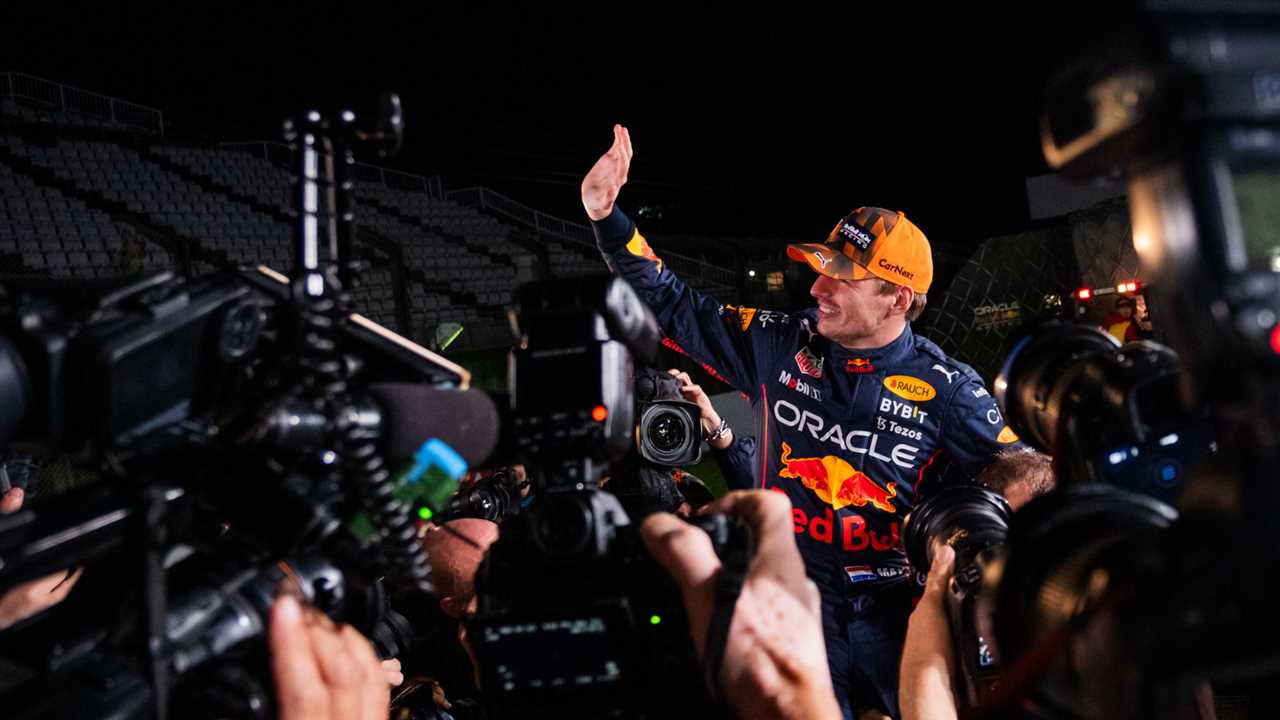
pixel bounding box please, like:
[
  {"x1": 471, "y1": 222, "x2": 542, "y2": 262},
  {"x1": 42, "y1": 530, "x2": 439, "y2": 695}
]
[
  {"x1": 839, "y1": 223, "x2": 875, "y2": 251},
  {"x1": 878, "y1": 258, "x2": 915, "y2": 280}
]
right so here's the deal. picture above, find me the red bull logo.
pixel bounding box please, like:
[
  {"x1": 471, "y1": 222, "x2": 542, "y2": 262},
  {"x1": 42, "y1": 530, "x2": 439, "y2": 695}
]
[
  {"x1": 782, "y1": 499, "x2": 902, "y2": 552},
  {"x1": 778, "y1": 442, "x2": 897, "y2": 513},
  {"x1": 845, "y1": 357, "x2": 874, "y2": 374},
  {"x1": 625, "y1": 232, "x2": 663, "y2": 273}
]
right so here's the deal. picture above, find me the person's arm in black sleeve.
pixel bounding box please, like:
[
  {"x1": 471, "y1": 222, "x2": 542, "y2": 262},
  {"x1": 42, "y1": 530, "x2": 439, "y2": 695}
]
[
  {"x1": 714, "y1": 434, "x2": 758, "y2": 491},
  {"x1": 584, "y1": 125, "x2": 787, "y2": 397}
]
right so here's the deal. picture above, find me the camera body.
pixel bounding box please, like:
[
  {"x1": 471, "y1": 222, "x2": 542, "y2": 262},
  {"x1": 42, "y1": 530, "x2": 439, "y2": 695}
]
[
  {"x1": 471, "y1": 275, "x2": 749, "y2": 718},
  {"x1": 0, "y1": 96, "x2": 456, "y2": 720},
  {"x1": 0, "y1": 272, "x2": 263, "y2": 456},
  {"x1": 944, "y1": 8, "x2": 1280, "y2": 713},
  {"x1": 995, "y1": 322, "x2": 1214, "y2": 504},
  {"x1": 903, "y1": 485, "x2": 1011, "y2": 706}
]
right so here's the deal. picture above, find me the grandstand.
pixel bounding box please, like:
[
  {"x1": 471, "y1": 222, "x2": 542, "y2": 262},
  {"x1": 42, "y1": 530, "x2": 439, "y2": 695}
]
[{"x1": 0, "y1": 74, "x2": 741, "y2": 353}]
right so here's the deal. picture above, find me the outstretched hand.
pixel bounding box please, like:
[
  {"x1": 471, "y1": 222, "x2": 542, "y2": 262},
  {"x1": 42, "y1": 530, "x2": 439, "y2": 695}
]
[{"x1": 581, "y1": 124, "x2": 633, "y2": 221}]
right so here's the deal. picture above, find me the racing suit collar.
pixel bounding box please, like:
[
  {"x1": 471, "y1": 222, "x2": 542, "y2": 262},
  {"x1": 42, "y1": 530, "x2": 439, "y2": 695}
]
[{"x1": 827, "y1": 322, "x2": 914, "y2": 367}]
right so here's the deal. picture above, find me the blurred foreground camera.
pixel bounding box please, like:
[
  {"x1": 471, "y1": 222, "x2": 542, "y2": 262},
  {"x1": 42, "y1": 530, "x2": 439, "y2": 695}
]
[
  {"x1": 994, "y1": 322, "x2": 1213, "y2": 502},
  {"x1": 990, "y1": 486, "x2": 1178, "y2": 719}
]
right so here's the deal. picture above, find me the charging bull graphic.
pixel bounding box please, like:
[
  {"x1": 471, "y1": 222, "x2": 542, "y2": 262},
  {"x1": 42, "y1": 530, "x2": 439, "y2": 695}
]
[
  {"x1": 625, "y1": 232, "x2": 663, "y2": 273},
  {"x1": 778, "y1": 442, "x2": 898, "y2": 513}
]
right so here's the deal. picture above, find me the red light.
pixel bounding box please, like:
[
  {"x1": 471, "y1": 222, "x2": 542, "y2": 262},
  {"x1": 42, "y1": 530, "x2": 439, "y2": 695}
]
[
  {"x1": 592, "y1": 405, "x2": 608, "y2": 422},
  {"x1": 1271, "y1": 324, "x2": 1280, "y2": 355},
  {"x1": 1076, "y1": 289, "x2": 1092, "y2": 300}
]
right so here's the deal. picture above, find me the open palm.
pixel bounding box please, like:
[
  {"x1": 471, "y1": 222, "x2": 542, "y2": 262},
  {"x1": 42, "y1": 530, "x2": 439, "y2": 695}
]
[{"x1": 581, "y1": 124, "x2": 633, "y2": 221}]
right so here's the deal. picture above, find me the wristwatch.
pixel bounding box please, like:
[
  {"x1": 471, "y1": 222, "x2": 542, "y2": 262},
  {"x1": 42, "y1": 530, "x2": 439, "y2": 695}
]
[{"x1": 704, "y1": 419, "x2": 731, "y2": 443}]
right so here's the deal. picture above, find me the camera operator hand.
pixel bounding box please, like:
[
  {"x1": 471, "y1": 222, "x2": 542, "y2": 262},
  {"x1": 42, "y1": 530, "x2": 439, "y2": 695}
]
[
  {"x1": 382, "y1": 658, "x2": 404, "y2": 687},
  {"x1": 268, "y1": 593, "x2": 390, "y2": 720},
  {"x1": 1, "y1": 486, "x2": 23, "y2": 514},
  {"x1": 581, "y1": 124, "x2": 632, "y2": 221},
  {"x1": 668, "y1": 369, "x2": 733, "y2": 450},
  {"x1": 0, "y1": 486, "x2": 84, "y2": 631},
  {"x1": 640, "y1": 490, "x2": 840, "y2": 720},
  {"x1": 899, "y1": 543, "x2": 959, "y2": 720},
  {"x1": 0, "y1": 567, "x2": 83, "y2": 631}
]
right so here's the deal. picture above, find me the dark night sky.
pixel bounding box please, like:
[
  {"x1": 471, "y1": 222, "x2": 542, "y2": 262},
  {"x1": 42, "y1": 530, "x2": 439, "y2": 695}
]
[{"x1": 1, "y1": 2, "x2": 1116, "y2": 248}]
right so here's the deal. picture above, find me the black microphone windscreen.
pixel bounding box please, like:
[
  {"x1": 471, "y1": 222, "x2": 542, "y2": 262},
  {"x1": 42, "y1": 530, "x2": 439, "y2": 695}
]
[{"x1": 367, "y1": 384, "x2": 500, "y2": 469}]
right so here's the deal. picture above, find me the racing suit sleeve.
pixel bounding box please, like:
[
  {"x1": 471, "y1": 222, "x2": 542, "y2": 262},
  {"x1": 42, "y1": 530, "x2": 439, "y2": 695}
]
[
  {"x1": 938, "y1": 376, "x2": 1026, "y2": 479},
  {"x1": 592, "y1": 205, "x2": 785, "y2": 400},
  {"x1": 713, "y1": 434, "x2": 758, "y2": 491}
]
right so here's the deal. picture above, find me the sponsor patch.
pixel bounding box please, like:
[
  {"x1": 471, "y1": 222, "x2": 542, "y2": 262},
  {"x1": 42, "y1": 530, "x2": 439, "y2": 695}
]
[
  {"x1": 845, "y1": 565, "x2": 877, "y2": 583},
  {"x1": 795, "y1": 347, "x2": 824, "y2": 379},
  {"x1": 932, "y1": 364, "x2": 960, "y2": 384},
  {"x1": 625, "y1": 232, "x2": 663, "y2": 273},
  {"x1": 773, "y1": 400, "x2": 920, "y2": 470},
  {"x1": 884, "y1": 375, "x2": 936, "y2": 402},
  {"x1": 778, "y1": 370, "x2": 822, "y2": 402},
  {"x1": 839, "y1": 222, "x2": 875, "y2": 251},
  {"x1": 722, "y1": 304, "x2": 756, "y2": 332},
  {"x1": 998, "y1": 426, "x2": 1020, "y2": 444}
]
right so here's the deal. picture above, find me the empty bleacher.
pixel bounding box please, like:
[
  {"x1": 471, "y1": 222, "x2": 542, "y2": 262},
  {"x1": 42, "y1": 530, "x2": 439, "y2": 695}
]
[{"x1": 0, "y1": 76, "x2": 738, "y2": 351}]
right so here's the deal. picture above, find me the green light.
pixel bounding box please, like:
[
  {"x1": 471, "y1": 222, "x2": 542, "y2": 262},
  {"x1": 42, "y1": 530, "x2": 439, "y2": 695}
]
[
  {"x1": 418, "y1": 507, "x2": 433, "y2": 521},
  {"x1": 649, "y1": 615, "x2": 661, "y2": 626}
]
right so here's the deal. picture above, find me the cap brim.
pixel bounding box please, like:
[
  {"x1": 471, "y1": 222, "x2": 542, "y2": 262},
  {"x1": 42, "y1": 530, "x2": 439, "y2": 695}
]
[{"x1": 786, "y1": 243, "x2": 874, "y2": 281}]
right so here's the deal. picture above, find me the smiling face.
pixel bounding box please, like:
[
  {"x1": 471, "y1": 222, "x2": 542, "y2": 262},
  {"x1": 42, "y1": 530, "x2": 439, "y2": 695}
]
[{"x1": 809, "y1": 274, "x2": 909, "y2": 349}]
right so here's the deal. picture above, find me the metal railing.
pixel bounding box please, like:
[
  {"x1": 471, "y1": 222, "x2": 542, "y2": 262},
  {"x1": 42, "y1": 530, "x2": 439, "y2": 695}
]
[
  {"x1": 220, "y1": 141, "x2": 444, "y2": 199},
  {"x1": 0, "y1": 72, "x2": 164, "y2": 134},
  {"x1": 447, "y1": 186, "x2": 739, "y2": 289}
]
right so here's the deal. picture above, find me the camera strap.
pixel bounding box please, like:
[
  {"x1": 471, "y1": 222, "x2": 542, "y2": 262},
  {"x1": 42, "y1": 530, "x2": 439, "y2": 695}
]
[{"x1": 703, "y1": 539, "x2": 750, "y2": 707}]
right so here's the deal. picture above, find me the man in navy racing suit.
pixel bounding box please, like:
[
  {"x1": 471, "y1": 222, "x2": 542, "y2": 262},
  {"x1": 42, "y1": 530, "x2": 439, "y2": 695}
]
[{"x1": 582, "y1": 125, "x2": 1036, "y2": 719}]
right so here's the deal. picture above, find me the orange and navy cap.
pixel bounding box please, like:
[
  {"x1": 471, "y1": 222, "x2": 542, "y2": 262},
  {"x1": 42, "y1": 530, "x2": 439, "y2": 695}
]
[{"x1": 786, "y1": 207, "x2": 933, "y2": 294}]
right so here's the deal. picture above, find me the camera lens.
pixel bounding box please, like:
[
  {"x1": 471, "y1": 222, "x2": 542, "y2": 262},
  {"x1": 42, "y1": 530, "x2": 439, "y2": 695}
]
[
  {"x1": 638, "y1": 403, "x2": 697, "y2": 465},
  {"x1": 994, "y1": 322, "x2": 1193, "y2": 494},
  {"x1": 651, "y1": 412, "x2": 686, "y2": 452},
  {"x1": 991, "y1": 485, "x2": 1176, "y2": 713},
  {"x1": 534, "y1": 493, "x2": 594, "y2": 558},
  {"x1": 904, "y1": 485, "x2": 1011, "y2": 580},
  {"x1": 995, "y1": 322, "x2": 1120, "y2": 453}
]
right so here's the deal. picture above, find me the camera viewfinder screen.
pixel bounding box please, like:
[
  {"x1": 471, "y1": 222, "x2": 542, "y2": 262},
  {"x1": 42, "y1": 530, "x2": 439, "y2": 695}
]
[
  {"x1": 1232, "y1": 166, "x2": 1280, "y2": 272},
  {"x1": 520, "y1": 350, "x2": 599, "y2": 415},
  {"x1": 469, "y1": 609, "x2": 629, "y2": 693}
]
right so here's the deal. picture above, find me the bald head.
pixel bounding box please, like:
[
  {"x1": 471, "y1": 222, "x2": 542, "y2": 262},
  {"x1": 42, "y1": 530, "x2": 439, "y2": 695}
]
[{"x1": 422, "y1": 519, "x2": 500, "y2": 619}]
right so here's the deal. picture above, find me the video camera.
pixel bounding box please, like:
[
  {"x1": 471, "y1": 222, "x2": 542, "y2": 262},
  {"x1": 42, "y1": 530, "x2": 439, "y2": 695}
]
[
  {"x1": 469, "y1": 275, "x2": 751, "y2": 719},
  {"x1": 0, "y1": 94, "x2": 494, "y2": 720},
  {"x1": 907, "y1": 3, "x2": 1280, "y2": 717}
]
